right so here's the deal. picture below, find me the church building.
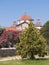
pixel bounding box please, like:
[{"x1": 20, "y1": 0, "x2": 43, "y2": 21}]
[
  {"x1": 16, "y1": 14, "x2": 42, "y2": 30},
  {"x1": 5, "y1": 14, "x2": 42, "y2": 31}
]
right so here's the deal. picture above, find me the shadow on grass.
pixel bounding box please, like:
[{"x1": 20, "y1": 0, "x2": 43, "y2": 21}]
[{"x1": 21, "y1": 58, "x2": 49, "y2": 61}]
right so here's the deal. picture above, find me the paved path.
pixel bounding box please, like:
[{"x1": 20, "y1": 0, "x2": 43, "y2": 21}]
[
  {"x1": 0, "y1": 56, "x2": 21, "y2": 61},
  {"x1": 0, "y1": 55, "x2": 49, "y2": 61}
]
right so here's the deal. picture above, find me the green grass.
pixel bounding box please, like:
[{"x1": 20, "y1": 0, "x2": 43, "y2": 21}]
[{"x1": 0, "y1": 59, "x2": 49, "y2": 65}]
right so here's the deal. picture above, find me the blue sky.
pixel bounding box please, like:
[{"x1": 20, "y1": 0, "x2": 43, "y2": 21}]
[{"x1": 0, "y1": 0, "x2": 49, "y2": 27}]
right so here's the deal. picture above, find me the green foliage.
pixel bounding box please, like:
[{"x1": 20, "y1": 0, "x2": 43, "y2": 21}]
[
  {"x1": 0, "y1": 27, "x2": 5, "y2": 36},
  {"x1": 17, "y1": 22, "x2": 47, "y2": 59},
  {"x1": 36, "y1": 35, "x2": 47, "y2": 57},
  {"x1": 7, "y1": 31, "x2": 20, "y2": 47},
  {"x1": 40, "y1": 21, "x2": 49, "y2": 45}
]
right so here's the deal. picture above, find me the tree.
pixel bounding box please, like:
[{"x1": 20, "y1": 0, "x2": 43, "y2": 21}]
[
  {"x1": 17, "y1": 22, "x2": 47, "y2": 59},
  {"x1": 40, "y1": 21, "x2": 49, "y2": 45},
  {"x1": 0, "y1": 30, "x2": 20, "y2": 48},
  {"x1": 0, "y1": 27, "x2": 5, "y2": 36}
]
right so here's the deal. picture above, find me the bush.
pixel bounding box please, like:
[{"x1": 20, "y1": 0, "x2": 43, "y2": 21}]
[{"x1": 17, "y1": 22, "x2": 47, "y2": 59}]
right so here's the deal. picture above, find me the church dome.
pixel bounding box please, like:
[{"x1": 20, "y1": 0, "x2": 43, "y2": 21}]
[{"x1": 19, "y1": 14, "x2": 33, "y2": 21}]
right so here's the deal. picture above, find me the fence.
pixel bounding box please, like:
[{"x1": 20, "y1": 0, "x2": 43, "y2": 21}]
[{"x1": 0, "y1": 47, "x2": 16, "y2": 57}]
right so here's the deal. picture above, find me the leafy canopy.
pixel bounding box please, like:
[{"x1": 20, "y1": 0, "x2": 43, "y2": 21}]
[
  {"x1": 40, "y1": 21, "x2": 49, "y2": 45},
  {"x1": 17, "y1": 22, "x2": 47, "y2": 59}
]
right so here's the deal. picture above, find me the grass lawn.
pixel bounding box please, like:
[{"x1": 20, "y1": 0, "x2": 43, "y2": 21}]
[{"x1": 0, "y1": 59, "x2": 49, "y2": 65}]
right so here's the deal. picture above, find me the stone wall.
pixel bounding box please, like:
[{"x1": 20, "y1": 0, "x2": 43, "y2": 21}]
[{"x1": 0, "y1": 48, "x2": 16, "y2": 57}]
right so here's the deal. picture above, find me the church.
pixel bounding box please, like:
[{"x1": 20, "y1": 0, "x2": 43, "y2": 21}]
[{"x1": 5, "y1": 14, "x2": 42, "y2": 31}]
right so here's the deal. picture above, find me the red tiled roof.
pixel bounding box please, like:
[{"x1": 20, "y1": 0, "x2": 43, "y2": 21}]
[
  {"x1": 5, "y1": 26, "x2": 19, "y2": 31},
  {"x1": 19, "y1": 14, "x2": 32, "y2": 21}
]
